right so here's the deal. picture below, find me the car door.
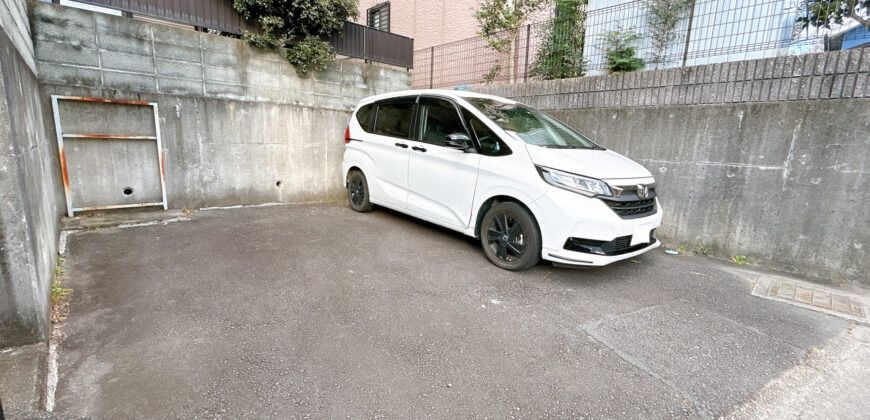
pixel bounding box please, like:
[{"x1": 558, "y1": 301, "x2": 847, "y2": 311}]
[
  {"x1": 365, "y1": 97, "x2": 416, "y2": 209},
  {"x1": 406, "y1": 96, "x2": 481, "y2": 228}
]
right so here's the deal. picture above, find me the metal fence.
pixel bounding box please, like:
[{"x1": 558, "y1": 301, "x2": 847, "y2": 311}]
[
  {"x1": 413, "y1": 0, "x2": 870, "y2": 89},
  {"x1": 67, "y1": 0, "x2": 414, "y2": 68}
]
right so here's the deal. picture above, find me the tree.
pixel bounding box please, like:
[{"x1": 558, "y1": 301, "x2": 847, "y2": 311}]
[
  {"x1": 601, "y1": 30, "x2": 645, "y2": 73},
  {"x1": 474, "y1": 0, "x2": 547, "y2": 84},
  {"x1": 647, "y1": 0, "x2": 692, "y2": 68},
  {"x1": 529, "y1": 0, "x2": 587, "y2": 80},
  {"x1": 233, "y1": 0, "x2": 359, "y2": 75},
  {"x1": 797, "y1": 0, "x2": 870, "y2": 31}
]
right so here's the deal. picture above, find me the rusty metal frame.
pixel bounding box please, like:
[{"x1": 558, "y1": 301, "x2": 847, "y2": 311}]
[{"x1": 51, "y1": 95, "x2": 168, "y2": 217}]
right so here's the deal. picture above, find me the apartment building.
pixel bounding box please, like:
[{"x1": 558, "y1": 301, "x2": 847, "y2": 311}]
[{"x1": 356, "y1": 1, "x2": 555, "y2": 50}]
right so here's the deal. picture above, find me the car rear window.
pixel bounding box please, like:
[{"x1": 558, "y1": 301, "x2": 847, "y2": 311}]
[
  {"x1": 355, "y1": 104, "x2": 374, "y2": 132},
  {"x1": 374, "y1": 99, "x2": 415, "y2": 139}
]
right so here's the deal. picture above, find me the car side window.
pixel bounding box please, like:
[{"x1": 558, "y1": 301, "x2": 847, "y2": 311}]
[
  {"x1": 416, "y1": 97, "x2": 467, "y2": 146},
  {"x1": 462, "y1": 109, "x2": 512, "y2": 156},
  {"x1": 374, "y1": 99, "x2": 414, "y2": 138},
  {"x1": 356, "y1": 103, "x2": 374, "y2": 132}
]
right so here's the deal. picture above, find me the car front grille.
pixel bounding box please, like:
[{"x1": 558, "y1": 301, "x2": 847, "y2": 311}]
[
  {"x1": 599, "y1": 186, "x2": 657, "y2": 219},
  {"x1": 564, "y1": 230, "x2": 656, "y2": 256}
]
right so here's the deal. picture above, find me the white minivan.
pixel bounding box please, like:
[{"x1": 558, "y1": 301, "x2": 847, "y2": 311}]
[{"x1": 341, "y1": 90, "x2": 662, "y2": 271}]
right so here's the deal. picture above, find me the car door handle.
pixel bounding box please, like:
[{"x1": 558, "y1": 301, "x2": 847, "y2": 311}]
[
  {"x1": 395, "y1": 143, "x2": 408, "y2": 148},
  {"x1": 412, "y1": 146, "x2": 427, "y2": 153}
]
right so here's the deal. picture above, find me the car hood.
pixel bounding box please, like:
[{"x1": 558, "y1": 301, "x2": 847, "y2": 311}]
[{"x1": 525, "y1": 145, "x2": 653, "y2": 181}]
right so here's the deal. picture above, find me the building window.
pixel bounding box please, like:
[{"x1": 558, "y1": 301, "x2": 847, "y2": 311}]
[{"x1": 367, "y1": 2, "x2": 390, "y2": 32}]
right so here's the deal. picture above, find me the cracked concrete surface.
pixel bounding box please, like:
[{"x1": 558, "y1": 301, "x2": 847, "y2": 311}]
[{"x1": 46, "y1": 203, "x2": 868, "y2": 418}]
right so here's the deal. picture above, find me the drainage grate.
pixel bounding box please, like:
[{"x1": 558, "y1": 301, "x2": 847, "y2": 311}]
[{"x1": 751, "y1": 276, "x2": 868, "y2": 325}]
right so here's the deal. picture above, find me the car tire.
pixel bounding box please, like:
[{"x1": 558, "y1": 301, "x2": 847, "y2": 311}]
[
  {"x1": 480, "y1": 201, "x2": 541, "y2": 271},
  {"x1": 347, "y1": 170, "x2": 374, "y2": 213}
]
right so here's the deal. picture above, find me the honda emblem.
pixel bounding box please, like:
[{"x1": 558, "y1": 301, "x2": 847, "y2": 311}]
[{"x1": 637, "y1": 184, "x2": 649, "y2": 199}]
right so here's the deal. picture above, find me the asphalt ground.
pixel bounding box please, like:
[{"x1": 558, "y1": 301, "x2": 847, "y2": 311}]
[{"x1": 51, "y1": 203, "x2": 850, "y2": 418}]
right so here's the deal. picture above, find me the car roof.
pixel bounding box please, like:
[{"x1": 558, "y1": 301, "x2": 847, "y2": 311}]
[{"x1": 357, "y1": 89, "x2": 516, "y2": 106}]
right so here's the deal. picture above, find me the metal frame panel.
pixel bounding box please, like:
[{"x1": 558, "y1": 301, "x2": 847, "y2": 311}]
[{"x1": 51, "y1": 95, "x2": 169, "y2": 217}]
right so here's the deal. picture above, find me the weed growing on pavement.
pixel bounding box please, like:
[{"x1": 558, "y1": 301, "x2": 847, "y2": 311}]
[
  {"x1": 51, "y1": 258, "x2": 72, "y2": 343},
  {"x1": 731, "y1": 255, "x2": 747, "y2": 265},
  {"x1": 694, "y1": 245, "x2": 712, "y2": 256},
  {"x1": 678, "y1": 245, "x2": 688, "y2": 254},
  {"x1": 52, "y1": 257, "x2": 71, "y2": 305},
  {"x1": 51, "y1": 278, "x2": 71, "y2": 304}
]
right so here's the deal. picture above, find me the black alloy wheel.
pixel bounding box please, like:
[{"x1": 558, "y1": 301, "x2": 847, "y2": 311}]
[
  {"x1": 347, "y1": 170, "x2": 374, "y2": 212},
  {"x1": 480, "y1": 201, "x2": 541, "y2": 270}
]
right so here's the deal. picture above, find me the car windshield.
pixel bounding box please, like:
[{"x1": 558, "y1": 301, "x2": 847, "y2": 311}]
[{"x1": 465, "y1": 98, "x2": 602, "y2": 149}]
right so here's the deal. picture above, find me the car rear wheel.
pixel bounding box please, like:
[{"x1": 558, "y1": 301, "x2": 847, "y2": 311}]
[
  {"x1": 480, "y1": 202, "x2": 541, "y2": 271},
  {"x1": 347, "y1": 170, "x2": 374, "y2": 213}
]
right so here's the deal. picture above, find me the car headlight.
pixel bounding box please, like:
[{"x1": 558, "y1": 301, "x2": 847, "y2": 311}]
[{"x1": 536, "y1": 166, "x2": 612, "y2": 197}]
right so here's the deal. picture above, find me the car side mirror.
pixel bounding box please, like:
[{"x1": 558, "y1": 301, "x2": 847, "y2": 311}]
[{"x1": 444, "y1": 133, "x2": 474, "y2": 151}]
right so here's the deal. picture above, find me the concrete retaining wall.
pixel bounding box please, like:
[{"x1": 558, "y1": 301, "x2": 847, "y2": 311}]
[
  {"x1": 40, "y1": 84, "x2": 360, "y2": 208},
  {"x1": 30, "y1": 2, "x2": 411, "y2": 209},
  {"x1": 31, "y1": 3, "x2": 409, "y2": 107},
  {"x1": 0, "y1": 0, "x2": 34, "y2": 71},
  {"x1": 476, "y1": 50, "x2": 870, "y2": 285},
  {"x1": 0, "y1": 2, "x2": 60, "y2": 347}
]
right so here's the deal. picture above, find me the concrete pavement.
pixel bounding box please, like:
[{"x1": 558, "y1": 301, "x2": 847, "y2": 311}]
[
  {"x1": 46, "y1": 203, "x2": 865, "y2": 418},
  {"x1": 0, "y1": 344, "x2": 47, "y2": 412}
]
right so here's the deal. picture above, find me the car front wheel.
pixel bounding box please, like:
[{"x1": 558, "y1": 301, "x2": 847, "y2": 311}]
[{"x1": 480, "y1": 202, "x2": 541, "y2": 271}]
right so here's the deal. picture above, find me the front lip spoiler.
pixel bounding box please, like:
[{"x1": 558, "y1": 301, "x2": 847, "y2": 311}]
[
  {"x1": 546, "y1": 253, "x2": 594, "y2": 264},
  {"x1": 544, "y1": 240, "x2": 661, "y2": 267}
]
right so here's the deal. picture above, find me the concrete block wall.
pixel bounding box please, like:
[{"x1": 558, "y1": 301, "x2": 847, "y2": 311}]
[
  {"x1": 480, "y1": 48, "x2": 870, "y2": 109},
  {"x1": 29, "y1": 1, "x2": 411, "y2": 210},
  {"x1": 476, "y1": 49, "x2": 870, "y2": 285},
  {"x1": 0, "y1": 1, "x2": 61, "y2": 348}
]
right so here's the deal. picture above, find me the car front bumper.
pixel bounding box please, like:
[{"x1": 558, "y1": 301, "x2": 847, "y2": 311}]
[{"x1": 529, "y1": 186, "x2": 663, "y2": 267}]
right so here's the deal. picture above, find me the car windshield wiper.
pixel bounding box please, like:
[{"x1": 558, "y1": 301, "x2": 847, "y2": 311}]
[{"x1": 541, "y1": 145, "x2": 598, "y2": 150}]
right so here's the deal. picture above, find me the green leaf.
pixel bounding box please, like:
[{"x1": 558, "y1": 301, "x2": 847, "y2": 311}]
[{"x1": 233, "y1": 0, "x2": 357, "y2": 75}]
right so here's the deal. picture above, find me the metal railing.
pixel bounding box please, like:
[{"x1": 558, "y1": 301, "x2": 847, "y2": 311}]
[
  {"x1": 66, "y1": 0, "x2": 414, "y2": 68},
  {"x1": 413, "y1": 0, "x2": 870, "y2": 88},
  {"x1": 329, "y1": 21, "x2": 414, "y2": 69}
]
